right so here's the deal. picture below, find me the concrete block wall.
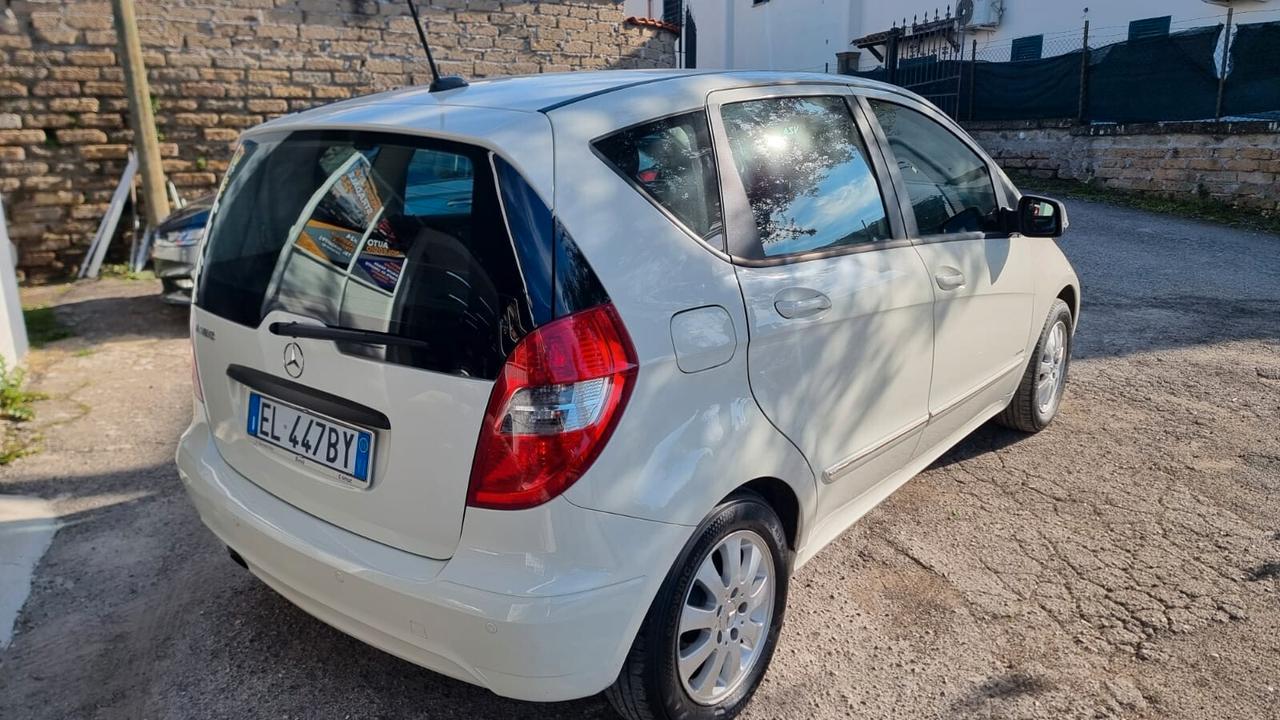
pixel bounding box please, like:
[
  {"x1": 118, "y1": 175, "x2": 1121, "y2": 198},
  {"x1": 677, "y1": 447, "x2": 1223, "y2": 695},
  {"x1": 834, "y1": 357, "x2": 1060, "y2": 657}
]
[
  {"x1": 0, "y1": 0, "x2": 676, "y2": 281},
  {"x1": 967, "y1": 120, "x2": 1280, "y2": 214}
]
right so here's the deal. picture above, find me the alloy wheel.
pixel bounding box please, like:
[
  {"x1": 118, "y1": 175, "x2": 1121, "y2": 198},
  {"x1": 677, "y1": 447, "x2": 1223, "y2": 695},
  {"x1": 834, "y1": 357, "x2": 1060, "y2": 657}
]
[
  {"x1": 1036, "y1": 319, "x2": 1068, "y2": 414},
  {"x1": 676, "y1": 530, "x2": 776, "y2": 705}
]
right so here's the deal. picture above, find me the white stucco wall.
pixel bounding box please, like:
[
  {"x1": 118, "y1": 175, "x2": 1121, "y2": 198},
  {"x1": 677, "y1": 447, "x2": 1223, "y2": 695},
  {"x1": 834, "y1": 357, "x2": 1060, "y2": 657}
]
[
  {"x1": 628, "y1": 0, "x2": 862, "y2": 71},
  {"x1": 623, "y1": 0, "x2": 658, "y2": 17},
  {"x1": 642, "y1": 0, "x2": 1280, "y2": 73},
  {"x1": 703, "y1": 0, "x2": 861, "y2": 72}
]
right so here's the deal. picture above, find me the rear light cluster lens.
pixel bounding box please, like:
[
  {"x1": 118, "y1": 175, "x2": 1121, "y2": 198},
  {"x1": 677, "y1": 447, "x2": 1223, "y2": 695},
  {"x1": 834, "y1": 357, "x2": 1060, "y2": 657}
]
[{"x1": 467, "y1": 303, "x2": 637, "y2": 510}]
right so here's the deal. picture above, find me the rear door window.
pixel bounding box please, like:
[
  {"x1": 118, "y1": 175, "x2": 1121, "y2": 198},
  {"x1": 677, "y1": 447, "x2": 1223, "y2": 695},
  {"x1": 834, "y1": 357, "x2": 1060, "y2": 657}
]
[
  {"x1": 197, "y1": 131, "x2": 537, "y2": 380},
  {"x1": 718, "y1": 95, "x2": 892, "y2": 259},
  {"x1": 593, "y1": 111, "x2": 723, "y2": 242},
  {"x1": 867, "y1": 100, "x2": 1001, "y2": 236}
]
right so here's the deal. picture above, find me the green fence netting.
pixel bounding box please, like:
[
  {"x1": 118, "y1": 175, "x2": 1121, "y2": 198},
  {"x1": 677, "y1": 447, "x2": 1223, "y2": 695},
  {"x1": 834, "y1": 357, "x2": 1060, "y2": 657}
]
[
  {"x1": 851, "y1": 20, "x2": 1280, "y2": 123},
  {"x1": 1223, "y1": 20, "x2": 1280, "y2": 119},
  {"x1": 1085, "y1": 25, "x2": 1222, "y2": 122},
  {"x1": 971, "y1": 51, "x2": 1082, "y2": 121}
]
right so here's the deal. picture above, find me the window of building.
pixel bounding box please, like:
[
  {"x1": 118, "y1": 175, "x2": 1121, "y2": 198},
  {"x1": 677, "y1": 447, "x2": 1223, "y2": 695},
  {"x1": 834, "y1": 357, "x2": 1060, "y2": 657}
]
[
  {"x1": 663, "y1": 0, "x2": 681, "y2": 25},
  {"x1": 1129, "y1": 16, "x2": 1172, "y2": 42},
  {"x1": 1010, "y1": 35, "x2": 1044, "y2": 62}
]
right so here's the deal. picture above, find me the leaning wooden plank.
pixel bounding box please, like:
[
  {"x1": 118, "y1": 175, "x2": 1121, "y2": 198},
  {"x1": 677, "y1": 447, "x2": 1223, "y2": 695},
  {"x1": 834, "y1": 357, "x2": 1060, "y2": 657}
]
[
  {"x1": 130, "y1": 226, "x2": 153, "y2": 274},
  {"x1": 80, "y1": 151, "x2": 138, "y2": 280}
]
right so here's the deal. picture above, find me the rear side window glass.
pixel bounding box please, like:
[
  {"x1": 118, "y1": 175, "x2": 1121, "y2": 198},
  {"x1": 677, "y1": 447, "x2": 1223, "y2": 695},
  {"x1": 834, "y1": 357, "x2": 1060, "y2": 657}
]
[
  {"x1": 196, "y1": 131, "x2": 538, "y2": 380},
  {"x1": 593, "y1": 111, "x2": 723, "y2": 241},
  {"x1": 719, "y1": 95, "x2": 891, "y2": 258},
  {"x1": 867, "y1": 100, "x2": 1000, "y2": 236}
]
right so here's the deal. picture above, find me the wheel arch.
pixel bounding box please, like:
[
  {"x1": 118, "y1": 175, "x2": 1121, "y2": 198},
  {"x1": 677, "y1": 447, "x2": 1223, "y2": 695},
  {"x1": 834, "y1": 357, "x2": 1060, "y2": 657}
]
[
  {"x1": 1057, "y1": 284, "x2": 1079, "y2": 324},
  {"x1": 727, "y1": 477, "x2": 802, "y2": 551}
]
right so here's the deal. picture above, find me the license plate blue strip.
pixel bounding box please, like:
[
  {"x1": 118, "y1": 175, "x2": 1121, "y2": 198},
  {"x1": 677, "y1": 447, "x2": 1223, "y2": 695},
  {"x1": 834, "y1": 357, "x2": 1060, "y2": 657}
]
[
  {"x1": 354, "y1": 435, "x2": 371, "y2": 481},
  {"x1": 247, "y1": 392, "x2": 261, "y2": 436}
]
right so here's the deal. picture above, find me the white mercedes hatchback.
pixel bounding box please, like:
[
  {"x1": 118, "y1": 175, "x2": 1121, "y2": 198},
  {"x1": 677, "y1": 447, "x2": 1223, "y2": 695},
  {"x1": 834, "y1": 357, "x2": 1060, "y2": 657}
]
[{"x1": 177, "y1": 70, "x2": 1079, "y2": 719}]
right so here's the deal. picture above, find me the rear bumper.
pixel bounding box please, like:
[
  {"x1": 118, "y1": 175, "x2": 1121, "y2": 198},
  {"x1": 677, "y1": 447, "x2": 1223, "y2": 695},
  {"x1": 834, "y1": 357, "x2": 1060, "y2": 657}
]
[
  {"x1": 151, "y1": 244, "x2": 197, "y2": 277},
  {"x1": 176, "y1": 421, "x2": 691, "y2": 702},
  {"x1": 152, "y1": 245, "x2": 196, "y2": 303}
]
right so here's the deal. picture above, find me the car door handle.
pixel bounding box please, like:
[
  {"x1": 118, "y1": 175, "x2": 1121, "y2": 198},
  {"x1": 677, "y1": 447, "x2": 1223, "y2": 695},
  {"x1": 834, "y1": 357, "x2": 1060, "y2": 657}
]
[
  {"x1": 774, "y1": 289, "x2": 831, "y2": 319},
  {"x1": 935, "y1": 269, "x2": 966, "y2": 291}
]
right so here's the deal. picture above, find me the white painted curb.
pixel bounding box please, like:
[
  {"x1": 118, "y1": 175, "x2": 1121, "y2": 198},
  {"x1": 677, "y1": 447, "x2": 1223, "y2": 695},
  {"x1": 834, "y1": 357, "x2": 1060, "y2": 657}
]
[{"x1": 0, "y1": 494, "x2": 58, "y2": 649}]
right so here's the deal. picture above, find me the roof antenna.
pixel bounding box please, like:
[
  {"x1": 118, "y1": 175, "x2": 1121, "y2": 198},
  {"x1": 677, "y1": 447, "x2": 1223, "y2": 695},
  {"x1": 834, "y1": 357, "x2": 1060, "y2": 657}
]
[{"x1": 406, "y1": 0, "x2": 467, "y2": 92}]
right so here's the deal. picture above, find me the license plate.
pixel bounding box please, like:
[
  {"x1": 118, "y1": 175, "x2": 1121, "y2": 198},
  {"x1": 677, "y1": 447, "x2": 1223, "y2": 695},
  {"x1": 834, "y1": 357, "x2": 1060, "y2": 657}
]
[{"x1": 246, "y1": 392, "x2": 375, "y2": 487}]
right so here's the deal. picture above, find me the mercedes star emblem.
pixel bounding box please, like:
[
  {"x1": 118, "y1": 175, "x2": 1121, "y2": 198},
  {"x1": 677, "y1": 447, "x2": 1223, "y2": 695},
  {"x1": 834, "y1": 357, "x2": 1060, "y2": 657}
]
[{"x1": 283, "y1": 342, "x2": 304, "y2": 378}]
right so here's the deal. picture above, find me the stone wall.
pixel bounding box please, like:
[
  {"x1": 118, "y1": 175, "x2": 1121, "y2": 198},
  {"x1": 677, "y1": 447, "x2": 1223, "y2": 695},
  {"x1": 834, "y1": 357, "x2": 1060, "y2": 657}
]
[
  {"x1": 0, "y1": 0, "x2": 676, "y2": 281},
  {"x1": 966, "y1": 120, "x2": 1280, "y2": 214}
]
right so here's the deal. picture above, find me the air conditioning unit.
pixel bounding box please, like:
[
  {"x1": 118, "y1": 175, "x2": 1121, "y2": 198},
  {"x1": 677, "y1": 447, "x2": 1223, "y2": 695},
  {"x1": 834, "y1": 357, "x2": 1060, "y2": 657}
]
[{"x1": 957, "y1": 0, "x2": 1005, "y2": 29}]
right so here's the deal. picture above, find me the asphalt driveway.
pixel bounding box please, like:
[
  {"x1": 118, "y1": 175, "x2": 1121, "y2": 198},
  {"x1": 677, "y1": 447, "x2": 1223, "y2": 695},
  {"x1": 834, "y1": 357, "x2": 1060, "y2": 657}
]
[{"x1": 1, "y1": 198, "x2": 1277, "y2": 719}]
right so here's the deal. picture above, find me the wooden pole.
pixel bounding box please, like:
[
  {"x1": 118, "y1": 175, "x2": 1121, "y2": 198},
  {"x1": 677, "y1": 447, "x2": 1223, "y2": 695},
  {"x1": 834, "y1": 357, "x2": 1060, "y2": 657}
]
[
  {"x1": 110, "y1": 0, "x2": 169, "y2": 229},
  {"x1": 1215, "y1": 7, "x2": 1234, "y2": 121}
]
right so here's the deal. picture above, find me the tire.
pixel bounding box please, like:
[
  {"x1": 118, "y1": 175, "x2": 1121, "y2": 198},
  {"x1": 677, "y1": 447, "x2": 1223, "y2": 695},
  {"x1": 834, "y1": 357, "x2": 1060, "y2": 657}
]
[
  {"x1": 606, "y1": 492, "x2": 790, "y2": 720},
  {"x1": 998, "y1": 298, "x2": 1073, "y2": 433}
]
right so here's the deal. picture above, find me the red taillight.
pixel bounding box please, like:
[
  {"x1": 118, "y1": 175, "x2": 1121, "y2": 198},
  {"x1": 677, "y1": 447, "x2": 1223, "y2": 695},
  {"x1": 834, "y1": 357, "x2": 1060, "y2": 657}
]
[{"x1": 467, "y1": 303, "x2": 637, "y2": 510}]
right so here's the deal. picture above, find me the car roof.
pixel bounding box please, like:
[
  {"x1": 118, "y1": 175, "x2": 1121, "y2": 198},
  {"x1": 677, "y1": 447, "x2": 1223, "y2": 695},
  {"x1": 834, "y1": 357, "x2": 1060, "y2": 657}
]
[
  {"x1": 242, "y1": 70, "x2": 925, "y2": 204},
  {"x1": 264, "y1": 69, "x2": 914, "y2": 122}
]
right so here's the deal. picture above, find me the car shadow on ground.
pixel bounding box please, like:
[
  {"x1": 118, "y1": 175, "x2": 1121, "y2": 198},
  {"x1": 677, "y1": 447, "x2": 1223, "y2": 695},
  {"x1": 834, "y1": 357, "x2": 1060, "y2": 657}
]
[
  {"x1": 928, "y1": 421, "x2": 1028, "y2": 471},
  {"x1": 50, "y1": 292, "x2": 189, "y2": 343}
]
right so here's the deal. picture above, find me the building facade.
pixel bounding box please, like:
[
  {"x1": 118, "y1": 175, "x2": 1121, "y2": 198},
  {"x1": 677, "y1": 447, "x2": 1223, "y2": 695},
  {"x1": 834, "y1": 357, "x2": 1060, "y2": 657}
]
[{"x1": 626, "y1": 0, "x2": 1280, "y2": 72}]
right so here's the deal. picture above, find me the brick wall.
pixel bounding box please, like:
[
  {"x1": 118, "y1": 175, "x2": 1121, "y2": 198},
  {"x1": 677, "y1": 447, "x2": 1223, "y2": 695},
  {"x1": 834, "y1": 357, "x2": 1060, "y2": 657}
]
[
  {"x1": 0, "y1": 0, "x2": 676, "y2": 281},
  {"x1": 966, "y1": 120, "x2": 1280, "y2": 214}
]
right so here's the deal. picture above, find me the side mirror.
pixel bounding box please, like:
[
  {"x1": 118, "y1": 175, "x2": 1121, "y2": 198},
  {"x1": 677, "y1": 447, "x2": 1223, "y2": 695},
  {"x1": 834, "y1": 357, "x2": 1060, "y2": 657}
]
[{"x1": 1017, "y1": 195, "x2": 1068, "y2": 238}]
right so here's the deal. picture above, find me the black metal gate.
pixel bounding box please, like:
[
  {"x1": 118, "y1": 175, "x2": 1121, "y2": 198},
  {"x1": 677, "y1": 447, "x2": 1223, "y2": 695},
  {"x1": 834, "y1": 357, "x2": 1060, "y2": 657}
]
[{"x1": 854, "y1": 12, "x2": 969, "y2": 119}]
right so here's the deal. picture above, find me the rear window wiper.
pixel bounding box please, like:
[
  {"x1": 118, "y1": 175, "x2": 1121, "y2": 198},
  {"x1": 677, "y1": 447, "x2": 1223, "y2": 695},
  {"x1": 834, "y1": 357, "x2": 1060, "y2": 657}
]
[{"x1": 269, "y1": 321, "x2": 430, "y2": 350}]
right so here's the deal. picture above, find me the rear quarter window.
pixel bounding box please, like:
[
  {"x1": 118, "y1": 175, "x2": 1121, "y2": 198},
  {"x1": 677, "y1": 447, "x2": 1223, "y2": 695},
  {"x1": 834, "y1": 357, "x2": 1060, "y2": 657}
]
[{"x1": 593, "y1": 111, "x2": 723, "y2": 243}]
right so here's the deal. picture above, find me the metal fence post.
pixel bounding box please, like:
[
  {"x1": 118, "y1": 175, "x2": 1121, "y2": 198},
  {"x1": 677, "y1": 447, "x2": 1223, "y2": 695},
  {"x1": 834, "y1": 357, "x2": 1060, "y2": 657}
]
[
  {"x1": 1215, "y1": 7, "x2": 1234, "y2": 121},
  {"x1": 968, "y1": 38, "x2": 977, "y2": 121},
  {"x1": 884, "y1": 29, "x2": 900, "y2": 85},
  {"x1": 948, "y1": 30, "x2": 961, "y2": 119},
  {"x1": 1077, "y1": 19, "x2": 1090, "y2": 124}
]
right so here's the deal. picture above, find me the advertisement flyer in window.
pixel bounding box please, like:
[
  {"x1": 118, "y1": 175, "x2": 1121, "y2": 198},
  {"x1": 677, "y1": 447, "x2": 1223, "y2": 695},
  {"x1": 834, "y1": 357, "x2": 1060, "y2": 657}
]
[
  {"x1": 316, "y1": 158, "x2": 384, "y2": 232},
  {"x1": 296, "y1": 219, "x2": 362, "y2": 269},
  {"x1": 353, "y1": 223, "x2": 407, "y2": 293}
]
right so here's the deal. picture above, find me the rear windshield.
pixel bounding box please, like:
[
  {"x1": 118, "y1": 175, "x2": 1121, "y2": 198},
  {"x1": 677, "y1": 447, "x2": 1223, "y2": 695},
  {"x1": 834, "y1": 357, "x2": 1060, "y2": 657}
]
[{"x1": 197, "y1": 131, "x2": 544, "y2": 380}]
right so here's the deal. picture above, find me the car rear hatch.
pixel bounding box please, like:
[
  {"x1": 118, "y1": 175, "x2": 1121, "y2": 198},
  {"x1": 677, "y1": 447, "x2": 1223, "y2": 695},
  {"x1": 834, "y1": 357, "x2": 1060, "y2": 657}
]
[{"x1": 192, "y1": 121, "x2": 556, "y2": 559}]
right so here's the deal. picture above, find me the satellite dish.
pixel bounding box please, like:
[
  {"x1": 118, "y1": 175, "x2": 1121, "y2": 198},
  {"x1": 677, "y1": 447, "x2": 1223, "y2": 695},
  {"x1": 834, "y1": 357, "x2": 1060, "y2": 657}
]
[{"x1": 956, "y1": 0, "x2": 975, "y2": 26}]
